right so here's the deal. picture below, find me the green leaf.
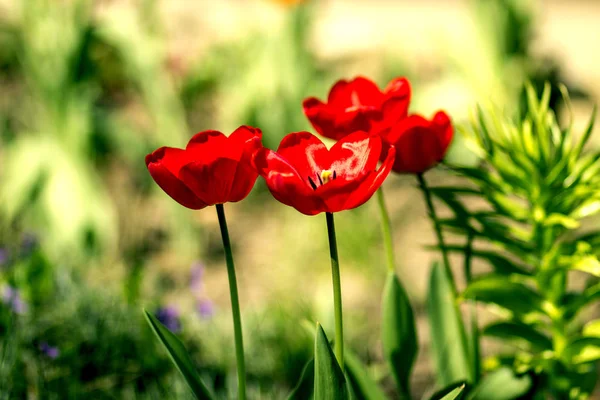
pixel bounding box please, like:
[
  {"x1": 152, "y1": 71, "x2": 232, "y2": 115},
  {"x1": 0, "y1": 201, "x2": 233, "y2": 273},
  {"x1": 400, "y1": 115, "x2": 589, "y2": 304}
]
[
  {"x1": 345, "y1": 350, "x2": 386, "y2": 400},
  {"x1": 438, "y1": 246, "x2": 531, "y2": 276},
  {"x1": 428, "y1": 382, "x2": 467, "y2": 400},
  {"x1": 287, "y1": 359, "x2": 314, "y2": 400},
  {"x1": 482, "y1": 321, "x2": 552, "y2": 352},
  {"x1": 466, "y1": 302, "x2": 480, "y2": 383},
  {"x1": 564, "y1": 337, "x2": 600, "y2": 365},
  {"x1": 314, "y1": 323, "x2": 349, "y2": 400},
  {"x1": 567, "y1": 281, "x2": 600, "y2": 317},
  {"x1": 573, "y1": 104, "x2": 597, "y2": 160},
  {"x1": 469, "y1": 367, "x2": 531, "y2": 400},
  {"x1": 381, "y1": 272, "x2": 417, "y2": 396},
  {"x1": 463, "y1": 276, "x2": 544, "y2": 317},
  {"x1": 144, "y1": 310, "x2": 213, "y2": 400},
  {"x1": 582, "y1": 320, "x2": 600, "y2": 338},
  {"x1": 427, "y1": 261, "x2": 473, "y2": 387}
]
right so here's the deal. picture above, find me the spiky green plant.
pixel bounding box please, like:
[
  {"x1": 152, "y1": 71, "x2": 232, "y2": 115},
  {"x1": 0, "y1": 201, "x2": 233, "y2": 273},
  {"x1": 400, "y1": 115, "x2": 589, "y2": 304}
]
[{"x1": 432, "y1": 83, "x2": 599, "y2": 399}]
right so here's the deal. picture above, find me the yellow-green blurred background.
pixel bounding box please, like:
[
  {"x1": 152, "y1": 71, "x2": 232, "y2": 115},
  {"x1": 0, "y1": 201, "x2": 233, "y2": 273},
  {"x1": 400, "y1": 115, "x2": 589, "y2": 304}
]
[{"x1": 0, "y1": 0, "x2": 599, "y2": 397}]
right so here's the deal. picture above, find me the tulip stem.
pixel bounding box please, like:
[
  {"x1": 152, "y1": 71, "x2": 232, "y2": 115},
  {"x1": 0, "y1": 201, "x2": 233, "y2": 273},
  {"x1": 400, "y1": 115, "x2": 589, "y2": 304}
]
[
  {"x1": 215, "y1": 204, "x2": 246, "y2": 400},
  {"x1": 376, "y1": 188, "x2": 396, "y2": 273},
  {"x1": 325, "y1": 212, "x2": 345, "y2": 371},
  {"x1": 416, "y1": 173, "x2": 456, "y2": 293}
]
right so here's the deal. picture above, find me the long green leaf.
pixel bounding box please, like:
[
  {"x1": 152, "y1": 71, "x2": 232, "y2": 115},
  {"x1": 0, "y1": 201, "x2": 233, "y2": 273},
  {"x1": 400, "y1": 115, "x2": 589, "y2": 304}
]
[
  {"x1": 314, "y1": 323, "x2": 349, "y2": 400},
  {"x1": 483, "y1": 321, "x2": 552, "y2": 352},
  {"x1": 427, "y1": 261, "x2": 473, "y2": 387},
  {"x1": 463, "y1": 276, "x2": 544, "y2": 317},
  {"x1": 345, "y1": 350, "x2": 386, "y2": 400},
  {"x1": 469, "y1": 367, "x2": 531, "y2": 400},
  {"x1": 429, "y1": 382, "x2": 468, "y2": 400},
  {"x1": 564, "y1": 337, "x2": 600, "y2": 365},
  {"x1": 287, "y1": 359, "x2": 315, "y2": 400},
  {"x1": 381, "y1": 272, "x2": 417, "y2": 396},
  {"x1": 144, "y1": 310, "x2": 213, "y2": 400}
]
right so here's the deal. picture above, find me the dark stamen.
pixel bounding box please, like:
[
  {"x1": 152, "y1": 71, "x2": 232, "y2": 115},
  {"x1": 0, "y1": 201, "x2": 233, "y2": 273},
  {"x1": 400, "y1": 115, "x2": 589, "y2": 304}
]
[
  {"x1": 333, "y1": 171, "x2": 337, "y2": 180},
  {"x1": 317, "y1": 173, "x2": 323, "y2": 185},
  {"x1": 308, "y1": 176, "x2": 317, "y2": 190}
]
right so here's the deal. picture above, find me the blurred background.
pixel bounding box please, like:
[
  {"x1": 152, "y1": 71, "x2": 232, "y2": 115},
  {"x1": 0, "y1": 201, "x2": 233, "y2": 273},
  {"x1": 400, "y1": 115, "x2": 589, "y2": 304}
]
[{"x1": 0, "y1": 0, "x2": 598, "y2": 398}]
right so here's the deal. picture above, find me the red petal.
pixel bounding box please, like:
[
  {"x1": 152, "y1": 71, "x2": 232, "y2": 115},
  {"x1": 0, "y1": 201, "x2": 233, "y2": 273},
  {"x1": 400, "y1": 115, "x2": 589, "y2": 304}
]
[
  {"x1": 327, "y1": 76, "x2": 383, "y2": 109},
  {"x1": 344, "y1": 145, "x2": 395, "y2": 210},
  {"x1": 303, "y1": 97, "x2": 338, "y2": 139},
  {"x1": 276, "y1": 132, "x2": 329, "y2": 180},
  {"x1": 432, "y1": 111, "x2": 453, "y2": 157},
  {"x1": 254, "y1": 147, "x2": 324, "y2": 215},
  {"x1": 228, "y1": 162, "x2": 259, "y2": 203},
  {"x1": 228, "y1": 125, "x2": 263, "y2": 161},
  {"x1": 179, "y1": 158, "x2": 239, "y2": 206},
  {"x1": 385, "y1": 115, "x2": 443, "y2": 174},
  {"x1": 377, "y1": 77, "x2": 411, "y2": 131},
  {"x1": 146, "y1": 147, "x2": 207, "y2": 209},
  {"x1": 186, "y1": 130, "x2": 229, "y2": 165},
  {"x1": 329, "y1": 131, "x2": 382, "y2": 180},
  {"x1": 314, "y1": 175, "x2": 368, "y2": 213}
]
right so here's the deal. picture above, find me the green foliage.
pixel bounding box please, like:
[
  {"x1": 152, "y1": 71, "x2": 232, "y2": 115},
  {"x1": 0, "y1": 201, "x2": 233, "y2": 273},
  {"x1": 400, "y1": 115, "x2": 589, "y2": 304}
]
[
  {"x1": 314, "y1": 323, "x2": 350, "y2": 400},
  {"x1": 427, "y1": 261, "x2": 473, "y2": 387},
  {"x1": 428, "y1": 382, "x2": 467, "y2": 400},
  {"x1": 345, "y1": 349, "x2": 387, "y2": 400},
  {"x1": 381, "y1": 272, "x2": 417, "y2": 396},
  {"x1": 144, "y1": 310, "x2": 214, "y2": 400},
  {"x1": 468, "y1": 367, "x2": 531, "y2": 400},
  {"x1": 435, "y1": 84, "x2": 600, "y2": 398}
]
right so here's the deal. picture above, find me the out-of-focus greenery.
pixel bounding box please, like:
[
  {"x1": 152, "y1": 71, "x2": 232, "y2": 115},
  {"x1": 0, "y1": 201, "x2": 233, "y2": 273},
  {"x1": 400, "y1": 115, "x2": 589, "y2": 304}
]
[{"x1": 0, "y1": 0, "x2": 596, "y2": 398}]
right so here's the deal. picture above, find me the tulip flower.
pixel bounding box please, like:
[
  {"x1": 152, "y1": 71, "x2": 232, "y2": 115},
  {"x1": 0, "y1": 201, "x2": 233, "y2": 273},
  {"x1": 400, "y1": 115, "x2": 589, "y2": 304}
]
[
  {"x1": 253, "y1": 131, "x2": 395, "y2": 216},
  {"x1": 381, "y1": 111, "x2": 453, "y2": 175},
  {"x1": 145, "y1": 126, "x2": 262, "y2": 209},
  {"x1": 254, "y1": 130, "x2": 395, "y2": 370},
  {"x1": 146, "y1": 126, "x2": 263, "y2": 400},
  {"x1": 303, "y1": 76, "x2": 410, "y2": 141}
]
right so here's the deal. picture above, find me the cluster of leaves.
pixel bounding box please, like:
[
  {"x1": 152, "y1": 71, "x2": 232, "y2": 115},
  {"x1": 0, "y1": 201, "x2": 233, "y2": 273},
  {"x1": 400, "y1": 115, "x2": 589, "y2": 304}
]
[{"x1": 432, "y1": 84, "x2": 600, "y2": 399}]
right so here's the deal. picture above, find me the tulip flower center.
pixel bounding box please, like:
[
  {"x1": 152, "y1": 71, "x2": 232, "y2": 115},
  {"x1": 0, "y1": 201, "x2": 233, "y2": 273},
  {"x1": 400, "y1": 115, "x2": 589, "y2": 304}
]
[{"x1": 307, "y1": 169, "x2": 337, "y2": 190}]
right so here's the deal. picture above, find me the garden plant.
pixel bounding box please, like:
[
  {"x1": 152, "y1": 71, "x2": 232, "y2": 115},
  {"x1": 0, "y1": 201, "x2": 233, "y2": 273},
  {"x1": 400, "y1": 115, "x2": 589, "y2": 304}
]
[
  {"x1": 1, "y1": 1, "x2": 599, "y2": 399},
  {"x1": 143, "y1": 76, "x2": 600, "y2": 399}
]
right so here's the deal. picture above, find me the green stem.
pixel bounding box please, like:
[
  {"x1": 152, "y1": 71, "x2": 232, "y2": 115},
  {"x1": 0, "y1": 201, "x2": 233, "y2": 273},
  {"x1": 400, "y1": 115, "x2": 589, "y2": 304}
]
[
  {"x1": 216, "y1": 204, "x2": 246, "y2": 400},
  {"x1": 417, "y1": 173, "x2": 456, "y2": 292},
  {"x1": 377, "y1": 188, "x2": 396, "y2": 273},
  {"x1": 326, "y1": 212, "x2": 344, "y2": 371}
]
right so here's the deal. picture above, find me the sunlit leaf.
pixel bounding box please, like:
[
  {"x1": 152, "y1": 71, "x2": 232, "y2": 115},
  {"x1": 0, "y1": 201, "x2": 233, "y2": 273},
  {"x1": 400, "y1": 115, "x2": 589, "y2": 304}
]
[
  {"x1": 564, "y1": 337, "x2": 600, "y2": 365},
  {"x1": 469, "y1": 367, "x2": 531, "y2": 400},
  {"x1": 314, "y1": 323, "x2": 349, "y2": 400},
  {"x1": 428, "y1": 381, "x2": 467, "y2": 400}
]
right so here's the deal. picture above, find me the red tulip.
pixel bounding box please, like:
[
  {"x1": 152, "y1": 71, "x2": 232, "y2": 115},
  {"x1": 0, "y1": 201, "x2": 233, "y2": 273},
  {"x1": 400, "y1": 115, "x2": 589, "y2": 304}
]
[
  {"x1": 146, "y1": 126, "x2": 262, "y2": 209},
  {"x1": 253, "y1": 131, "x2": 395, "y2": 215},
  {"x1": 380, "y1": 111, "x2": 453, "y2": 174},
  {"x1": 302, "y1": 76, "x2": 410, "y2": 141}
]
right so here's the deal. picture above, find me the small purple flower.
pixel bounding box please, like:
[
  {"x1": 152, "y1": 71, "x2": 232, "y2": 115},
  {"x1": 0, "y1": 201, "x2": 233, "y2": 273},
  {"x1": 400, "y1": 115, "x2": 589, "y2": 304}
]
[
  {"x1": 190, "y1": 262, "x2": 205, "y2": 292},
  {"x1": 155, "y1": 306, "x2": 181, "y2": 333},
  {"x1": 2, "y1": 286, "x2": 27, "y2": 314},
  {"x1": 196, "y1": 299, "x2": 214, "y2": 319},
  {"x1": 39, "y1": 342, "x2": 60, "y2": 359}
]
